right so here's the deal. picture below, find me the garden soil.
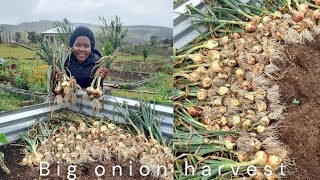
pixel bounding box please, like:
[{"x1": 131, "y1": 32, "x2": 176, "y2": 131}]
[
  {"x1": 0, "y1": 143, "x2": 157, "y2": 180},
  {"x1": 278, "y1": 36, "x2": 320, "y2": 179}
]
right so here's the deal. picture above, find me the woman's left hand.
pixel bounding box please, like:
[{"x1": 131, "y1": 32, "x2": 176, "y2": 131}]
[{"x1": 99, "y1": 68, "x2": 109, "y2": 78}]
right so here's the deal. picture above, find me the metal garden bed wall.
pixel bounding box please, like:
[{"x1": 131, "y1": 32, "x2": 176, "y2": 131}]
[
  {"x1": 0, "y1": 83, "x2": 47, "y2": 102},
  {"x1": 0, "y1": 94, "x2": 173, "y2": 145}
]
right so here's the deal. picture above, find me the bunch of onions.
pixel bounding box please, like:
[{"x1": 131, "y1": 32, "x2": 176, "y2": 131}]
[
  {"x1": 83, "y1": 52, "x2": 117, "y2": 115},
  {"x1": 52, "y1": 45, "x2": 75, "y2": 106}
]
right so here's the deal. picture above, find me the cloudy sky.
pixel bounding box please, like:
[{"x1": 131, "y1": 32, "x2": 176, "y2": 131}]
[{"x1": 0, "y1": 0, "x2": 173, "y2": 27}]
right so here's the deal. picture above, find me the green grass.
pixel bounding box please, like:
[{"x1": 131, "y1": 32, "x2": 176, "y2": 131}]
[
  {"x1": 111, "y1": 72, "x2": 172, "y2": 105},
  {"x1": 115, "y1": 54, "x2": 169, "y2": 62},
  {"x1": 0, "y1": 89, "x2": 30, "y2": 112},
  {"x1": 0, "y1": 43, "x2": 44, "y2": 66}
]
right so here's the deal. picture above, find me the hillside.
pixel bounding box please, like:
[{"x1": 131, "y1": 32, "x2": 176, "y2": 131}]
[{"x1": 0, "y1": 20, "x2": 172, "y2": 44}]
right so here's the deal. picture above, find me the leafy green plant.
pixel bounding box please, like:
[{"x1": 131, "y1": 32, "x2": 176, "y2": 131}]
[
  {"x1": 0, "y1": 133, "x2": 10, "y2": 174},
  {"x1": 14, "y1": 74, "x2": 29, "y2": 90},
  {"x1": 103, "y1": 41, "x2": 114, "y2": 56},
  {"x1": 143, "y1": 48, "x2": 148, "y2": 62}
]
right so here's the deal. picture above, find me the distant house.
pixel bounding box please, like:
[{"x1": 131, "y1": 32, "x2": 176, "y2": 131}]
[{"x1": 42, "y1": 27, "x2": 75, "y2": 44}]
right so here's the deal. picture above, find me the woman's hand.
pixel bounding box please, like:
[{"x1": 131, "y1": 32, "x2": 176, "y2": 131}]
[{"x1": 99, "y1": 68, "x2": 109, "y2": 78}]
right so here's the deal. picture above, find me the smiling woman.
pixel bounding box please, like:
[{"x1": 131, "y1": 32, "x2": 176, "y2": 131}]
[{"x1": 53, "y1": 26, "x2": 109, "y2": 90}]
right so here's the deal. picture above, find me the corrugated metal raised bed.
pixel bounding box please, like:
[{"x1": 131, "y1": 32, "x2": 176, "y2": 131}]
[{"x1": 0, "y1": 94, "x2": 173, "y2": 145}]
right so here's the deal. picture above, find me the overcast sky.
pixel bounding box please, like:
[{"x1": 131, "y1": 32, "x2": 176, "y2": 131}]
[{"x1": 0, "y1": 0, "x2": 173, "y2": 27}]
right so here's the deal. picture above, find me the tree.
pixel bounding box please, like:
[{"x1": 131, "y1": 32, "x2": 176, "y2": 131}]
[
  {"x1": 27, "y1": 31, "x2": 37, "y2": 45},
  {"x1": 97, "y1": 16, "x2": 128, "y2": 50},
  {"x1": 53, "y1": 18, "x2": 73, "y2": 45},
  {"x1": 103, "y1": 41, "x2": 114, "y2": 56},
  {"x1": 15, "y1": 32, "x2": 22, "y2": 43},
  {"x1": 143, "y1": 48, "x2": 148, "y2": 62},
  {"x1": 0, "y1": 34, "x2": 2, "y2": 43},
  {"x1": 150, "y1": 34, "x2": 158, "y2": 46}
]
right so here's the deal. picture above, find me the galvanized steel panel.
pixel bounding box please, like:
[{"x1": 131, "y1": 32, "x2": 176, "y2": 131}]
[{"x1": 174, "y1": 0, "x2": 207, "y2": 49}]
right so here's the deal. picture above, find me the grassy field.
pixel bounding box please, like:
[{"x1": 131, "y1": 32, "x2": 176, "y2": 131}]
[
  {"x1": 0, "y1": 89, "x2": 30, "y2": 112},
  {"x1": 0, "y1": 43, "x2": 45, "y2": 66}
]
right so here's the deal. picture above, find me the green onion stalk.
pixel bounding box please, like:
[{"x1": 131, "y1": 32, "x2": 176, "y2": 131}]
[
  {"x1": 52, "y1": 45, "x2": 72, "y2": 95},
  {"x1": 20, "y1": 132, "x2": 44, "y2": 165}
]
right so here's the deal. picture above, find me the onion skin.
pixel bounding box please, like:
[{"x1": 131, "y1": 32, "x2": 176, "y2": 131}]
[
  {"x1": 245, "y1": 23, "x2": 257, "y2": 33},
  {"x1": 255, "y1": 151, "x2": 268, "y2": 166},
  {"x1": 201, "y1": 77, "x2": 212, "y2": 88},
  {"x1": 211, "y1": 61, "x2": 224, "y2": 73},
  {"x1": 197, "y1": 89, "x2": 207, "y2": 101},
  {"x1": 293, "y1": 10, "x2": 305, "y2": 22},
  {"x1": 267, "y1": 155, "x2": 282, "y2": 170},
  {"x1": 189, "y1": 54, "x2": 204, "y2": 64},
  {"x1": 187, "y1": 106, "x2": 202, "y2": 117}
]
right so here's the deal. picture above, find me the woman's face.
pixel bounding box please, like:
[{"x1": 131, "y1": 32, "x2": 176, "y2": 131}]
[{"x1": 72, "y1": 36, "x2": 91, "y2": 64}]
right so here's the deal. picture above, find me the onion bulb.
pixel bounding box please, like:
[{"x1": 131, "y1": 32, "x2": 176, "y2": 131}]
[
  {"x1": 241, "y1": 119, "x2": 252, "y2": 129},
  {"x1": 196, "y1": 66, "x2": 207, "y2": 76},
  {"x1": 251, "y1": 16, "x2": 261, "y2": 25},
  {"x1": 218, "y1": 106, "x2": 227, "y2": 114},
  {"x1": 85, "y1": 86, "x2": 94, "y2": 96},
  {"x1": 224, "y1": 138, "x2": 236, "y2": 150},
  {"x1": 262, "y1": 16, "x2": 271, "y2": 23},
  {"x1": 203, "y1": 39, "x2": 218, "y2": 49},
  {"x1": 267, "y1": 155, "x2": 282, "y2": 170},
  {"x1": 244, "y1": 92, "x2": 255, "y2": 102},
  {"x1": 237, "y1": 151, "x2": 250, "y2": 162},
  {"x1": 293, "y1": 10, "x2": 305, "y2": 22},
  {"x1": 188, "y1": 72, "x2": 200, "y2": 83},
  {"x1": 216, "y1": 116, "x2": 227, "y2": 126},
  {"x1": 232, "y1": 33, "x2": 240, "y2": 39},
  {"x1": 208, "y1": 50, "x2": 220, "y2": 61},
  {"x1": 221, "y1": 125, "x2": 230, "y2": 131},
  {"x1": 255, "y1": 151, "x2": 268, "y2": 166},
  {"x1": 235, "y1": 68, "x2": 245, "y2": 80},
  {"x1": 225, "y1": 58, "x2": 238, "y2": 67},
  {"x1": 260, "y1": 116, "x2": 270, "y2": 126},
  {"x1": 76, "y1": 135, "x2": 82, "y2": 140},
  {"x1": 247, "y1": 56, "x2": 256, "y2": 65},
  {"x1": 313, "y1": 9, "x2": 320, "y2": 20},
  {"x1": 187, "y1": 106, "x2": 202, "y2": 117},
  {"x1": 197, "y1": 89, "x2": 207, "y2": 101},
  {"x1": 298, "y1": 4, "x2": 308, "y2": 14},
  {"x1": 272, "y1": 11, "x2": 282, "y2": 19},
  {"x1": 245, "y1": 23, "x2": 257, "y2": 33},
  {"x1": 211, "y1": 61, "x2": 224, "y2": 73},
  {"x1": 100, "y1": 125, "x2": 108, "y2": 132},
  {"x1": 229, "y1": 115, "x2": 241, "y2": 127},
  {"x1": 219, "y1": 36, "x2": 229, "y2": 46},
  {"x1": 242, "y1": 81, "x2": 252, "y2": 90},
  {"x1": 251, "y1": 138, "x2": 262, "y2": 151},
  {"x1": 188, "y1": 53, "x2": 204, "y2": 64},
  {"x1": 256, "y1": 125, "x2": 266, "y2": 133},
  {"x1": 201, "y1": 77, "x2": 212, "y2": 88},
  {"x1": 253, "y1": 63, "x2": 264, "y2": 74},
  {"x1": 253, "y1": 170, "x2": 264, "y2": 180},
  {"x1": 212, "y1": 98, "x2": 222, "y2": 106},
  {"x1": 218, "y1": 86, "x2": 229, "y2": 96},
  {"x1": 252, "y1": 45, "x2": 262, "y2": 53},
  {"x1": 207, "y1": 124, "x2": 220, "y2": 131},
  {"x1": 256, "y1": 101, "x2": 267, "y2": 112}
]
